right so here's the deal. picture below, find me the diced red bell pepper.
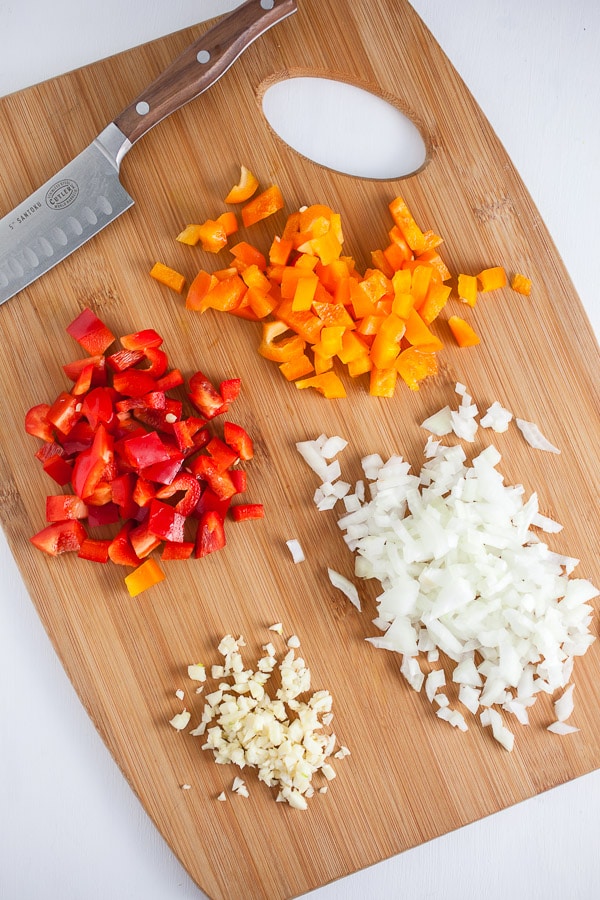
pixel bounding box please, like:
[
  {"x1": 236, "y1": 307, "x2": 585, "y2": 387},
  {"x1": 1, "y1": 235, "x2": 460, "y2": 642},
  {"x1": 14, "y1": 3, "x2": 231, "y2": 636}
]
[
  {"x1": 66, "y1": 308, "x2": 115, "y2": 355},
  {"x1": 194, "y1": 486, "x2": 231, "y2": 520},
  {"x1": 140, "y1": 347, "x2": 168, "y2": 378},
  {"x1": 77, "y1": 537, "x2": 111, "y2": 563},
  {"x1": 231, "y1": 503, "x2": 264, "y2": 522},
  {"x1": 132, "y1": 476, "x2": 157, "y2": 508},
  {"x1": 161, "y1": 541, "x2": 195, "y2": 561},
  {"x1": 172, "y1": 416, "x2": 209, "y2": 453},
  {"x1": 106, "y1": 348, "x2": 145, "y2": 372},
  {"x1": 87, "y1": 501, "x2": 121, "y2": 527},
  {"x1": 140, "y1": 454, "x2": 183, "y2": 486},
  {"x1": 230, "y1": 468, "x2": 247, "y2": 494},
  {"x1": 30, "y1": 520, "x2": 87, "y2": 556},
  {"x1": 120, "y1": 329, "x2": 163, "y2": 351},
  {"x1": 219, "y1": 378, "x2": 241, "y2": 408},
  {"x1": 80, "y1": 386, "x2": 116, "y2": 431},
  {"x1": 112, "y1": 369, "x2": 157, "y2": 399},
  {"x1": 147, "y1": 498, "x2": 186, "y2": 543},
  {"x1": 155, "y1": 369, "x2": 185, "y2": 392},
  {"x1": 121, "y1": 430, "x2": 170, "y2": 470},
  {"x1": 46, "y1": 494, "x2": 88, "y2": 522},
  {"x1": 129, "y1": 520, "x2": 162, "y2": 559},
  {"x1": 195, "y1": 510, "x2": 226, "y2": 558},
  {"x1": 63, "y1": 355, "x2": 105, "y2": 384},
  {"x1": 108, "y1": 522, "x2": 141, "y2": 567},
  {"x1": 207, "y1": 436, "x2": 239, "y2": 471},
  {"x1": 46, "y1": 392, "x2": 81, "y2": 435},
  {"x1": 42, "y1": 454, "x2": 73, "y2": 486},
  {"x1": 72, "y1": 424, "x2": 114, "y2": 500},
  {"x1": 59, "y1": 420, "x2": 95, "y2": 454},
  {"x1": 110, "y1": 472, "x2": 138, "y2": 519},
  {"x1": 155, "y1": 473, "x2": 202, "y2": 516},
  {"x1": 25, "y1": 404, "x2": 54, "y2": 442},
  {"x1": 223, "y1": 421, "x2": 254, "y2": 460},
  {"x1": 188, "y1": 371, "x2": 225, "y2": 419},
  {"x1": 190, "y1": 455, "x2": 237, "y2": 500}
]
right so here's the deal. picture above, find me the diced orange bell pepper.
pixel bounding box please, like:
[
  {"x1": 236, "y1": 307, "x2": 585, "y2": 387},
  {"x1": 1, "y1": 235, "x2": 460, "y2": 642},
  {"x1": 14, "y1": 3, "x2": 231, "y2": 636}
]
[
  {"x1": 217, "y1": 211, "x2": 238, "y2": 236},
  {"x1": 511, "y1": 272, "x2": 532, "y2": 296},
  {"x1": 150, "y1": 262, "x2": 186, "y2": 294},
  {"x1": 370, "y1": 248, "x2": 395, "y2": 279},
  {"x1": 388, "y1": 196, "x2": 426, "y2": 253},
  {"x1": 276, "y1": 299, "x2": 323, "y2": 344},
  {"x1": 246, "y1": 286, "x2": 277, "y2": 319},
  {"x1": 225, "y1": 165, "x2": 260, "y2": 204},
  {"x1": 410, "y1": 264, "x2": 434, "y2": 308},
  {"x1": 448, "y1": 315, "x2": 480, "y2": 347},
  {"x1": 258, "y1": 321, "x2": 306, "y2": 363},
  {"x1": 269, "y1": 235, "x2": 294, "y2": 267},
  {"x1": 241, "y1": 185, "x2": 284, "y2": 227},
  {"x1": 195, "y1": 219, "x2": 229, "y2": 253},
  {"x1": 292, "y1": 272, "x2": 319, "y2": 311},
  {"x1": 230, "y1": 241, "x2": 267, "y2": 271},
  {"x1": 201, "y1": 273, "x2": 247, "y2": 313},
  {"x1": 478, "y1": 266, "x2": 507, "y2": 291},
  {"x1": 370, "y1": 313, "x2": 406, "y2": 369},
  {"x1": 279, "y1": 353, "x2": 314, "y2": 381},
  {"x1": 312, "y1": 301, "x2": 355, "y2": 329},
  {"x1": 338, "y1": 330, "x2": 369, "y2": 365},
  {"x1": 318, "y1": 325, "x2": 346, "y2": 358},
  {"x1": 457, "y1": 273, "x2": 478, "y2": 307},
  {"x1": 396, "y1": 347, "x2": 438, "y2": 390},
  {"x1": 403, "y1": 308, "x2": 444, "y2": 350},
  {"x1": 418, "y1": 282, "x2": 451, "y2": 324},
  {"x1": 369, "y1": 366, "x2": 397, "y2": 397},
  {"x1": 295, "y1": 372, "x2": 347, "y2": 399},
  {"x1": 125, "y1": 557, "x2": 165, "y2": 597},
  {"x1": 186, "y1": 269, "x2": 218, "y2": 310}
]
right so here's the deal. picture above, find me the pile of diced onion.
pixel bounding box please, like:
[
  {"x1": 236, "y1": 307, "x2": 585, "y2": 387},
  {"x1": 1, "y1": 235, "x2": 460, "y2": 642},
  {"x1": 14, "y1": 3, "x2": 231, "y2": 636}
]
[
  {"x1": 171, "y1": 630, "x2": 348, "y2": 808},
  {"x1": 296, "y1": 385, "x2": 598, "y2": 750}
]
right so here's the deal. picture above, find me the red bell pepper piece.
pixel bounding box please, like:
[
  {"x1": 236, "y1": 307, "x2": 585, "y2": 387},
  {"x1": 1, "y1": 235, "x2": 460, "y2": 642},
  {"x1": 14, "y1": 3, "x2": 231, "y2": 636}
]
[
  {"x1": 223, "y1": 421, "x2": 254, "y2": 460},
  {"x1": 194, "y1": 485, "x2": 231, "y2": 520},
  {"x1": 129, "y1": 520, "x2": 162, "y2": 559},
  {"x1": 25, "y1": 404, "x2": 54, "y2": 442},
  {"x1": 63, "y1": 355, "x2": 106, "y2": 384},
  {"x1": 219, "y1": 378, "x2": 241, "y2": 407},
  {"x1": 147, "y1": 498, "x2": 186, "y2": 543},
  {"x1": 66, "y1": 308, "x2": 115, "y2": 355},
  {"x1": 132, "y1": 476, "x2": 157, "y2": 509},
  {"x1": 207, "y1": 436, "x2": 239, "y2": 472},
  {"x1": 80, "y1": 386, "x2": 116, "y2": 431},
  {"x1": 231, "y1": 503, "x2": 264, "y2": 522},
  {"x1": 106, "y1": 348, "x2": 145, "y2": 372},
  {"x1": 172, "y1": 417, "x2": 209, "y2": 453},
  {"x1": 77, "y1": 537, "x2": 111, "y2": 563},
  {"x1": 155, "y1": 368, "x2": 185, "y2": 392},
  {"x1": 46, "y1": 494, "x2": 88, "y2": 522},
  {"x1": 141, "y1": 454, "x2": 183, "y2": 486},
  {"x1": 188, "y1": 371, "x2": 225, "y2": 419},
  {"x1": 155, "y1": 473, "x2": 202, "y2": 516},
  {"x1": 46, "y1": 392, "x2": 81, "y2": 435},
  {"x1": 108, "y1": 522, "x2": 141, "y2": 567},
  {"x1": 121, "y1": 431, "x2": 170, "y2": 470},
  {"x1": 190, "y1": 455, "x2": 237, "y2": 500},
  {"x1": 120, "y1": 328, "x2": 163, "y2": 351},
  {"x1": 42, "y1": 454, "x2": 73, "y2": 486},
  {"x1": 112, "y1": 369, "x2": 157, "y2": 398},
  {"x1": 195, "y1": 510, "x2": 226, "y2": 558},
  {"x1": 87, "y1": 501, "x2": 121, "y2": 527},
  {"x1": 161, "y1": 541, "x2": 195, "y2": 561},
  {"x1": 72, "y1": 424, "x2": 114, "y2": 500},
  {"x1": 229, "y1": 469, "x2": 247, "y2": 494},
  {"x1": 30, "y1": 520, "x2": 87, "y2": 556},
  {"x1": 140, "y1": 347, "x2": 168, "y2": 378}
]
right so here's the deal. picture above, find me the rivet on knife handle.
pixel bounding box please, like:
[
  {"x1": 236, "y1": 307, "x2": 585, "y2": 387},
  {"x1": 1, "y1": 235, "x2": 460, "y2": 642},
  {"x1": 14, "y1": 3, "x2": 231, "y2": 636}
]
[{"x1": 114, "y1": 0, "x2": 298, "y2": 146}]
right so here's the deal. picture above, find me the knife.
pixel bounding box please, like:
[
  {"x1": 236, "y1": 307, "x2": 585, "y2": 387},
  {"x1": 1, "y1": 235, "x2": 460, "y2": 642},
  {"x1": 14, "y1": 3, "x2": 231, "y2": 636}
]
[{"x1": 0, "y1": 0, "x2": 297, "y2": 305}]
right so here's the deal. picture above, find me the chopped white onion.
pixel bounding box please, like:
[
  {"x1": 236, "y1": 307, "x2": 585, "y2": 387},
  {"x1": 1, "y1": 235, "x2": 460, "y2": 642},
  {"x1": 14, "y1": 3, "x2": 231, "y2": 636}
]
[
  {"x1": 169, "y1": 709, "x2": 191, "y2": 731},
  {"x1": 553, "y1": 684, "x2": 575, "y2": 722},
  {"x1": 516, "y1": 419, "x2": 561, "y2": 454},
  {"x1": 286, "y1": 539, "x2": 306, "y2": 564},
  {"x1": 298, "y1": 410, "x2": 597, "y2": 751},
  {"x1": 480, "y1": 401, "x2": 513, "y2": 433},
  {"x1": 327, "y1": 567, "x2": 361, "y2": 611},
  {"x1": 547, "y1": 721, "x2": 580, "y2": 735}
]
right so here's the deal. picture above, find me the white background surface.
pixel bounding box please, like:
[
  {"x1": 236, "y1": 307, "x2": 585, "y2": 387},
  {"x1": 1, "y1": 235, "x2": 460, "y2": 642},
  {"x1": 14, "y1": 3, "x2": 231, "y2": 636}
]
[{"x1": 1, "y1": 1, "x2": 599, "y2": 898}]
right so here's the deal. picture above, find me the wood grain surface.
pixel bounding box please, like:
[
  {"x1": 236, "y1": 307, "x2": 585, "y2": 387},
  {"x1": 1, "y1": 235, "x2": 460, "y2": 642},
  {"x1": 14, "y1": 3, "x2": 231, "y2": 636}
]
[{"x1": 0, "y1": 1, "x2": 598, "y2": 898}]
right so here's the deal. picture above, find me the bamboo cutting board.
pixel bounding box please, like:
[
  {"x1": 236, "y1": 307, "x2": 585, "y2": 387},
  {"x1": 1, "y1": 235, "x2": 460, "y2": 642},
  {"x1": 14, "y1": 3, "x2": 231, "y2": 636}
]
[{"x1": 0, "y1": 1, "x2": 599, "y2": 898}]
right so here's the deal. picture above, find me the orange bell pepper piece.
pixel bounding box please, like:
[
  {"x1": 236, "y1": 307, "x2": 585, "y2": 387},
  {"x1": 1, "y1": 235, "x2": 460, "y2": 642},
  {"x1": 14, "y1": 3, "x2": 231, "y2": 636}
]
[
  {"x1": 418, "y1": 282, "x2": 451, "y2": 324},
  {"x1": 477, "y1": 266, "x2": 507, "y2": 291},
  {"x1": 269, "y1": 235, "x2": 294, "y2": 267},
  {"x1": 258, "y1": 321, "x2": 306, "y2": 363},
  {"x1": 370, "y1": 313, "x2": 406, "y2": 369},
  {"x1": 511, "y1": 272, "x2": 532, "y2": 296},
  {"x1": 125, "y1": 557, "x2": 165, "y2": 597},
  {"x1": 388, "y1": 196, "x2": 426, "y2": 254},
  {"x1": 241, "y1": 185, "x2": 284, "y2": 227},
  {"x1": 230, "y1": 241, "x2": 267, "y2": 271},
  {"x1": 448, "y1": 315, "x2": 480, "y2": 347},
  {"x1": 279, "y1": 353, "x2": 314, "y2": 381},
  {"x1": 295, "y1": 372, "x2": 347, "y2": 399},
  {"x1": 403, "y1": 308, "x2": 444, "y2": 351},
  {"x1": 186, "y1": 269, "x2": 218, "y2": 310},
  {"x1": 225, "y1": 165, "x2": 260, "y2": 204},
  {"x1": 150, "y1": 262, "x2": 186, "y2": 294},
  {"x1": 200, "y1": 273, "x2": 247, "y2": 313},
  {"x1": 292, "y1": 272, "x2": 319, "y2": 311},
  {"x1": 217, "y1": 211, "x2": 238, "y2": 236},
  {"x1": 457, "y1": 273, "x2": 478, "y2": 307},
  {"x1": 369, "y1": 366, "x2": 397, "y2": 397},
  {"x1": 396, "y1": 347, "x2": 438, "y2": 390}
]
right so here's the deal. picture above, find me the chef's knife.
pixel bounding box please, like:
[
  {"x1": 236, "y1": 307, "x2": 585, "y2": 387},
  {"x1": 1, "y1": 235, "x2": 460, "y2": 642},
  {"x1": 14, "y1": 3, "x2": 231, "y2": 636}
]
[{"x1": 0, "y1": 0, "x2": 297, "y2": 305}]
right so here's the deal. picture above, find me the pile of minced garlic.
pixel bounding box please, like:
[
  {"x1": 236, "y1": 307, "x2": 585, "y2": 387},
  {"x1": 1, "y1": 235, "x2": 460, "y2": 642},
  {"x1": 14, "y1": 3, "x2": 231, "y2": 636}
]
[{"x1": 170, "y1": 628, "x2": 349, "y2": 809}]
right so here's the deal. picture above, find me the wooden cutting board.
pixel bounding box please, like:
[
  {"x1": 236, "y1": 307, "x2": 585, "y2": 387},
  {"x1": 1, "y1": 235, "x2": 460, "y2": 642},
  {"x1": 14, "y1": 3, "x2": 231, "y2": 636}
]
[{"x1": 0, "y1": 1, "x2": 598, "y2": 898}]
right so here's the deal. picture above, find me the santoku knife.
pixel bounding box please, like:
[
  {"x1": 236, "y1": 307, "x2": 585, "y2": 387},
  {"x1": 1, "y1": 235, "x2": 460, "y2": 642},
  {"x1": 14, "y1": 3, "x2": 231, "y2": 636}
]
[{"x1": 0, "y1": 0, "x2": 297, "y2": 304}]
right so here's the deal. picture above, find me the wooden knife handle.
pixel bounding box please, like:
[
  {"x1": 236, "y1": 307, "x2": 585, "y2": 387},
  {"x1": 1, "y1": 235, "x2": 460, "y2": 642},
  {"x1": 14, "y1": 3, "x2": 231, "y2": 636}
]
[{"x1": 113, "y1": 0, "x2": 297, "y2": 146}]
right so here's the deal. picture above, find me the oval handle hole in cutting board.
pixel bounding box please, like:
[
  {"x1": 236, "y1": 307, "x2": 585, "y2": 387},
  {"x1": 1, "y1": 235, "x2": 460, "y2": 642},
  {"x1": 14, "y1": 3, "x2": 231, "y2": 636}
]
[{"x1": 262, "y1": 76, "x2": 427, "y2": 180}]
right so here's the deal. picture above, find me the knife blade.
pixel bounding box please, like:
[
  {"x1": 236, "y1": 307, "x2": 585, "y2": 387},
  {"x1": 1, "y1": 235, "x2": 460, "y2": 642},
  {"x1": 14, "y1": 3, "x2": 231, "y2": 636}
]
[{"x1": 0, "y1": 0, "x2": 297, "y2": 305}]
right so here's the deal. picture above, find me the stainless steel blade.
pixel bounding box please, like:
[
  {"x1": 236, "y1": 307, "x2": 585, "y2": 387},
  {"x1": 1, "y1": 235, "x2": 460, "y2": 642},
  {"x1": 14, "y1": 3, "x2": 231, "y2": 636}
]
[{"x1": 0, "y1": 125, "x2": 133, "y2": 304}]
